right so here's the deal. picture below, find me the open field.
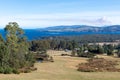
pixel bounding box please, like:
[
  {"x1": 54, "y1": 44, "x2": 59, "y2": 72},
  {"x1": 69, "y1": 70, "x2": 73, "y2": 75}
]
[{"x1": 1, "y1": 50, "x2": 120, "y2": 80}]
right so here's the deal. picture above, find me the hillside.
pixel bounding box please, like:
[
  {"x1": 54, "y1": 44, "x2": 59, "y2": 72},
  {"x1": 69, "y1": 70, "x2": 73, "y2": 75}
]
[{"x1": 39, "y1": 25, "x2": 120, "y2": 32}]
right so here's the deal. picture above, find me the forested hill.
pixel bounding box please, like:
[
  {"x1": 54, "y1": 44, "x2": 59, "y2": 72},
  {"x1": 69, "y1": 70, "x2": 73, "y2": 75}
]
[{"x1": 38, "y1": 25, "x2": 120, "y2": 32}]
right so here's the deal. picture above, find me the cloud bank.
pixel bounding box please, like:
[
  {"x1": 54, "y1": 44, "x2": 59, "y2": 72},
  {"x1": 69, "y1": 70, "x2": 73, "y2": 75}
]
[{"x1": 0, "y1": 12, "x2": 120, "y2": 29}]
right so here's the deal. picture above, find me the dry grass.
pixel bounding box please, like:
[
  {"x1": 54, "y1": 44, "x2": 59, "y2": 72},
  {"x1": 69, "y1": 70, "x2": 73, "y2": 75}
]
[{"x1": 0, "y1": 50, "x2": 120, "y2": 80}]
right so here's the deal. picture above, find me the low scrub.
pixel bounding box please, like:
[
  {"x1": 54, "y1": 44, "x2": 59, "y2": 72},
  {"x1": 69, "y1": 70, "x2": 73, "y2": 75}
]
[
  {"x1": 77, "y1": 58, "x2": 120, "y2": 72},
  {"x1": 78, "y1": 52, "x2": 95, "y2": 58}
]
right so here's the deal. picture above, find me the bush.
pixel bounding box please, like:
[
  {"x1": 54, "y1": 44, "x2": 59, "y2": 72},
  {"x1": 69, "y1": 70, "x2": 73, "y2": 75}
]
[
  {"x1": 78, "y1": 52, "x2": 95, "y2": 58},
  {"x1": 0, "y1": 67, "x2": 4, "y2": 73},
  {"x1": 77, "y1": 65, "x2": 95, "y2": 72},
  {"x1": 12, "y1": 68, "x2": 20, "y2": 74},
  {"x1": 4, "y1": 67, "x2": 13, "y2": 74},
  {"x1": 24, "y1": 69, "x2": 31, "y2": 73}
]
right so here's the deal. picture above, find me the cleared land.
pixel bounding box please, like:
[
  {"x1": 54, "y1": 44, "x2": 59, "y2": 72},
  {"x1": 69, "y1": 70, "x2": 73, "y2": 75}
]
[{"x1": 0, "y1": 50, "x2": 120, "y2": 80}]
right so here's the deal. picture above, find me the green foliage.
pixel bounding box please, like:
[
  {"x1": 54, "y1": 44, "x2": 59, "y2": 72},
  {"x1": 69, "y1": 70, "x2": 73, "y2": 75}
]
[
  {"x1": 103, "y1": 44, "x2": 114, "y2": 55},
  {"x1": 3, "y1": 66, "x2": 13, "y2": 74},
  {"x1": 30, "y1": 39, "x2": 79, "y2": 51},
  {"x1": 0, "y1": 66, "x2": 13, "y2": 74},
  {"x1": 30, "y1": 39, "x2": 50, "y2": 51},
  {"x1": 0, "y1": 67, "x2": 4, "y2": 73},
  {"x1": 12, "y1": 68, "x2": 20, "y2": 74},
  {"x1": 0, "y1": 43, "x2": 9, "y2": 68},
  {"x1": 97, "y1": 46, "x2": 104, "y2": 54},
  {"x1": 76, "y1": 45, "x2": 95, "y2": 58},
  {"x1": 48, "y1": 35, "x2": 120, "y2": 43},
  {"x1": 0, "y1": 22, "x2": 35, "y2": 74},
  {"x1": 25, "y1": 52, "x2": 35, "y2": 67},
  {"x1": 79, "y1": 52, "x2": 95, "y2": 58}
]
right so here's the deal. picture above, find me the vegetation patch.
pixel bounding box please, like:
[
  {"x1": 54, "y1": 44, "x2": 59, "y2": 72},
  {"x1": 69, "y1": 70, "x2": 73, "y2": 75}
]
[
  {"x1": 0, "y1": 22, "x2": 36, "y2": 74},
  {"x1": 77, "y1": 58, "x2": 120, "y2": 72}
]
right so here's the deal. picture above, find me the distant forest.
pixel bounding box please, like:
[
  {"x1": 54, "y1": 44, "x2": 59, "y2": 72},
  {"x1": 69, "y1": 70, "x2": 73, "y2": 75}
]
[
  {"x1": 30, "y1": 34, "x2": 120, "y2": 52},
  {"x1": 30, "y1": 34, "x2": 120, "y2": 58},
  {"x1": 41, "y1": 34, "x2": 120, "y2": 43}
]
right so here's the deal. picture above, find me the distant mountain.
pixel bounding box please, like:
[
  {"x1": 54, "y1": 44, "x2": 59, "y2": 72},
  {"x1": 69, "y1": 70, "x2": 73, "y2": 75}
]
[{"x1": 38, "y1": 25, "x2": 120, "y2": 32}]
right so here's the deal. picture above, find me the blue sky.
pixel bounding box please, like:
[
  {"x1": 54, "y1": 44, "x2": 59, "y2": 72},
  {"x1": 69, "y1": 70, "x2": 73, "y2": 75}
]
[{"x1": 0, "y1": 0, "x2": 120, "y2": 28}]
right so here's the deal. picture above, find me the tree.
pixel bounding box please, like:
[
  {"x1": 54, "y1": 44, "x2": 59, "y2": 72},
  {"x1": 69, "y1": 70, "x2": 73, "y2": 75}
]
[
  {"x1": 58, "y1": 40, "x2": 66, "y2": 50},
  {"x1": 97, "y1": 45, "x2": 104, "y2": 54},
  {"x1": 50, "y1": 40, "x2": 57, "y2": 50},
  {"x1": 0, "y1": 41, "x2": 9, "y2": 67},
  {"x1": 0, "y1": 22, "x2": 35, "y2": 74},
  {"x1": 76, "y1": 45, "x2": 95, "y2": 58},
  {"x1": 106, "y1": 45, "x2": 114, "y2": 55},
  {"x1": 5, "y1": 22, "x2": 27, "y2": 68},
  {"x1": 72, "y1": 40, "x2": 78, "y2": 49},
  {"x1": 77, "y1": 46, "x2": 84, "y2": 56},
  {"x1": 66, "y1": 42, "x2": 73, "y2": 50}
]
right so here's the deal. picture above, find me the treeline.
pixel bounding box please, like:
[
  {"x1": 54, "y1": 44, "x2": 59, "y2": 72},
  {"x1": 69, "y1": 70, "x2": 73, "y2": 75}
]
[
  {"x1": 30, "y1": 34, "x2": 120, "y2": 51},
  {"x1": 42, "y1": 34, "x2": 120, "y2": 43},
  {"x1": 30, "y1": 35, "x2": 120, "y2": 58},
  {"x1": 71, "y1": 44, "x2": 120, "y2": 58},
  {"x1": 0, "y1": 22, "x2": 35, "y2": 74},
  {"x1": 30, "y1": 34, "x2": 120, "y2": 52},
  {"x1": 30, "y1": 39, "x2": 79, "y2": 51}
]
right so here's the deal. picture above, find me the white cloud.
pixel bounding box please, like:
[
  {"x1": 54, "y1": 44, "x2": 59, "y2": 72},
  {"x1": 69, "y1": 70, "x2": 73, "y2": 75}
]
[
  {"x1": 0, "y1": 11, "x2": 120, "y2": 29},
  {"x1": 80, "y1": 17, "x2": 112, "y2": 26}
]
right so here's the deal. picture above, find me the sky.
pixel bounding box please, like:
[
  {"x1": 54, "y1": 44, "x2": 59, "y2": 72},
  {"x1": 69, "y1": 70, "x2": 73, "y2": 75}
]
[{"x1": 0, "y1": 0, "x2": 120, "y2": 29}]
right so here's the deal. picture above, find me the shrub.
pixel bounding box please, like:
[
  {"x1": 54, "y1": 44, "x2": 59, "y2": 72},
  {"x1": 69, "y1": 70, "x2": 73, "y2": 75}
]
[
  {"x1": 78, "y1": 52, "x2": 95, "y2": 58},
  {"x1": 24, "y1": 69, "x2": 31, "y2": 73},
  {"x1": 4, "y1": 67, "x2": 13, "y2": 74},
  {"x1": 0, "y1": 67, "x2": 4, "y2": 73},
  {"x1": 12, "y1": 68, "x2": 20, "y2": 74}
]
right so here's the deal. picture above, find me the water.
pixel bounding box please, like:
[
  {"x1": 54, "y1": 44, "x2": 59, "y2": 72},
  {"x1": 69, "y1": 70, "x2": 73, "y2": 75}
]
[
  {"x1": 1, "y1": 29, "x2": 120, "y2": 40},
  {"x1": 24, "y1": 30, "x2": 120, "y2": 40}
]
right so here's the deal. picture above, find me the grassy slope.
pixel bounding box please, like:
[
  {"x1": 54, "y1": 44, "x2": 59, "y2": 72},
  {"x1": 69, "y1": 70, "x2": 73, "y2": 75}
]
[{"x1": 0, "y1": 50, "x2": 120, "y2": 80}]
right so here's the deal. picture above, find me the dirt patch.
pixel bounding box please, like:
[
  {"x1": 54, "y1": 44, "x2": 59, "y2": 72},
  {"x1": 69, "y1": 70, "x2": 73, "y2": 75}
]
[{"x1": 77, "y1": 58, "x2": 120, "y2": 72}]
